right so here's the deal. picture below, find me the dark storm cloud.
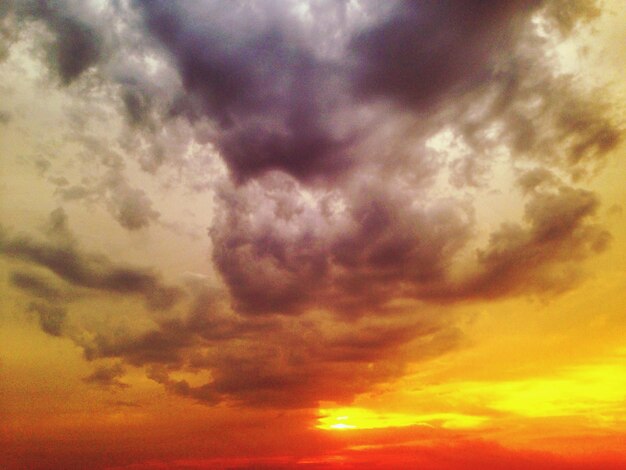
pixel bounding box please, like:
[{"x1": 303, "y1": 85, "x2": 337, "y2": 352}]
[
  {"x1": 0, "y1": 209, "x2": 181, "y2": 310},
  {"x1": 86, "y1": 318, "x2": 194, "y2": 365},
  {"x1": 104, "y1": 0, "x2": 620, "y2": 320},
  {"x1": 62, "y1": 273, "x2": 459, "y2": 408},
  {"x1": 132, "y1": 0, "x2": 357, "y2": 182},
  {"x1": 210, "y1": 172, "x2": 610, "y2": 317},
  {"x1": 350, "y1": 0, "x2": 540, "y2": 110},
  {"x1": 202, "y1": 317, "x2": 459, "y2": 408}
]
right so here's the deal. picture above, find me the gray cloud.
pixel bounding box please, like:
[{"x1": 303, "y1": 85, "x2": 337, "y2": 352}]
[
  {"x1": 209, "y1": 175, "x2": 472, "y2": 317},
  {"x1": 132, "y1": 0, "x2": 358, "y2": 183},
  {"x1": 10, "y1": 271, "x2": 63, "y2": 302},
  {"x1": 350, "y1": 0, "x2": 539, "y2": 110},
  {"x1": 107, "y1": 184, "x2": 160, "y2": 231},
  {"x1": 27, "y1": 302, "x2": 67, "y2": 337},
  {"x1": 2, "y1": 0, "x2": 622, "y2": 411},
  {"x1": 52, "y1": 140, "x2": 161, "y2": 231},
  {"x1": 60, "y1": 276, "x2": 460, "y2": 408},
  {"x1": 0, "y1": 209, "x2": 181, "y2": 310},
  {"x1": 83, "y1": 363, "x2": 129, "y2": 389},
  {"x1": 131, "y1": 311, "x2": 459, "y2": 408},
  {"x1": 423, "y1": 183, "x2": 612, "y2": 301},
  {"x1": 15, "y1": 0, "x2": 104, "y2": 84}
]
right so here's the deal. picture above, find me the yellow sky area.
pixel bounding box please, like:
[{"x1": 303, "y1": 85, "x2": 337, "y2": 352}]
[
  {"x1": 316, "y1": 243, "x2": 626, "y2": 454},
  {"x1": 317, "y1": 351, "x2": 626, "y2": 451},
  {"x1": 317, "y1": 407, "x2": 487, "y2": 431}
]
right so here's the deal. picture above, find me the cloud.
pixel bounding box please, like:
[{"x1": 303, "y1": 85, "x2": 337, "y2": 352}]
[
  {"x1": 0, "y1": 110, "x2": 10, "y2": 124},
  {"x1": 0, "y1": 209, "x2": 181, "y2": 310},
  {"x1": 16, "y1": 0, "x2": 104, "y2": 84},
  {"x1": 107, "y1": 184, "x2": 160, "y2": 231},
  {"x1": 83, "y1": 363, "x2": 129, "y2": 389},
  {"x1": 146, "y1": 313, "x2": 458, "y2": 408},
  {"x1": 61, "y1": 276, "x2": 460, "y2": 407},
  {"x1": 210, "y1": 171, "x2": 610, "y2": 317},
  {"x1": 52, "y1": 141, "x2": 161, "y2": 231},
  {"x1": 10, "y1": 271, "x2": 63, "y2": 302},
  {"x1": 0, "y1": 2, "x2": 15, "y2": 61},
  {"x1": 210, "y1": 174, "x2": 475, "y2": 317},
  {"x1": 132, "y1": 0, "x2": 358, "y2": 183},
  {"x1": 327, "y1": 438, "x2": 626, "y2": 470},
  {"x1": 27, "y1": 301, "x2": 67, "y2": 337},
  {"x1": 2, "y1": 0, "x2": 622, "y2": 412},
  {"x1": 446, "y1": 184, "x2": 612, "y2": 299},
  {"x1": 349, "y1": 0, "x2": 539, "y2": 110}
]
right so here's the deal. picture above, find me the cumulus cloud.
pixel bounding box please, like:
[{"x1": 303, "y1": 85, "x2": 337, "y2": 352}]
[
  {"x1": 129, "y1": 310, "x2": 459, "y2": 408},
  {"x1": 47, "y1": 273, "x2": 459, "y2": 407},
  {"x1": 210, "y1": 174, "x2": 475, "y2": 316},
  {"x1": 112, "y1": 0, "x2": 620, "y2": 320},
  {"x1": 2, "y1": 0, "x2": 623, "y2": 410}
]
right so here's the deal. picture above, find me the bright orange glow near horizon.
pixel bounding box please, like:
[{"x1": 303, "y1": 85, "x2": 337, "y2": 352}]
[
  {"x1": 317, "y1": 407, "x2": 488, "y2": 431},
  {"x1": 1, "y1": 1, "x2": 626, "y2": 469}
]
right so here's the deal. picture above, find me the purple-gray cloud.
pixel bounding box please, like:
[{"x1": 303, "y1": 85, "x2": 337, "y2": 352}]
[{"x1": 1, "y1": 0, "x2": 622, "y2": 410}]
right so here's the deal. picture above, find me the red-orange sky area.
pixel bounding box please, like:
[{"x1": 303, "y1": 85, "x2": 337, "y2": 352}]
[{"x1": 1, "y1": 0, "x2": 625, "y2": 469}]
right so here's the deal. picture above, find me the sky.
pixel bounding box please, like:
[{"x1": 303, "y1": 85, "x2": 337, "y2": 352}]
[{"x1": 0, "y1": 0, "x2": 625, "y2": 469}]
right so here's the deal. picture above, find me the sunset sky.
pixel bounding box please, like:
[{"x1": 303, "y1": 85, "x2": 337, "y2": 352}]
[{"x1": 1, "y1": 1, "x2": 625, "y2": 469}]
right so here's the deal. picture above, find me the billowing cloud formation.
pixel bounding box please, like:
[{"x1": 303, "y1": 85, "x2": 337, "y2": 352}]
[
  {"x1": 1, "y1": 0, "x2": 623, "y2": 411},
  {"x1": 132, "y1": 0, "x2": 358, "y2": 182},
  {"x1": 210, "y1": 175, "x2": 475, "y2": 316},
  {"x1": 122, "y1": 0, "x2": 619, "y2": 316},
  {"x1": 350, "y1": 0, "x2": 538, "y2": 109}
]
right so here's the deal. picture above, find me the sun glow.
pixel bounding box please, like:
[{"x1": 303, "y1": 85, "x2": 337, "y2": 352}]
[
  {"x1": 317, "y1": 358, "x2": 626, "y2": 434},
  {"x1": 317, "y1": 407, "x2": 487, "y2": 431}
]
